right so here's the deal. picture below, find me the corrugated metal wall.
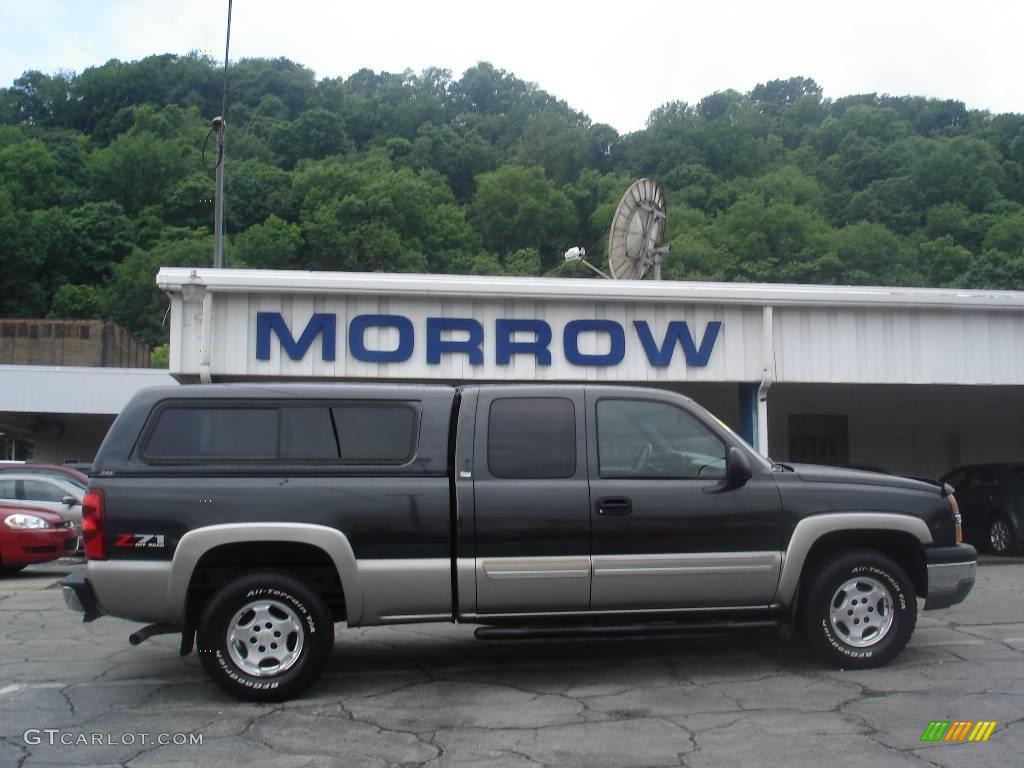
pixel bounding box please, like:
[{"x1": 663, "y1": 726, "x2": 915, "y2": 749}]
[{"x1": 170, "y1": 289, "x2": 1024, "y2": 386}]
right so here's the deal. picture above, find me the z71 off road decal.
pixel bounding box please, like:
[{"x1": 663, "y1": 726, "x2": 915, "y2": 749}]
[{"x1": 113, "y1": 533, "x2": 166, "y2": 549}]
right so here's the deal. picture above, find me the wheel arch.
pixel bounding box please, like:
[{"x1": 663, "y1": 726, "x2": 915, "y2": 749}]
[
  {"x1": 168, "y1": 523, "x2": 362, "y2": 627},
  {"x1": 776, "y1": 513, "x2": 931, "y2": 609}
]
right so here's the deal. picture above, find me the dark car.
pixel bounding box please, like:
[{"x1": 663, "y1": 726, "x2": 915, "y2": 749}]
[
  {"x1": 0, "y1": 503, "x2": 79, "y2": 573},
  {"x1": 0, "y1": 463, "x2": 88, "y2": 488},
  {"x1": 941, "y1": 464, "x2": 1024, "y2": 555}
]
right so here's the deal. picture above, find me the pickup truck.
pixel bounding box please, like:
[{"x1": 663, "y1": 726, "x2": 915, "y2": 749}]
[{"x1": 62, "y1": 383, "x2": 977, "y2": 701}]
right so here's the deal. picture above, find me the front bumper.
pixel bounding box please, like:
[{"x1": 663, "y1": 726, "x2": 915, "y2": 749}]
[
  {"x1": 61, "y1": 569, "x2": 103, "y2": 622},
  {"x1": 924, "y1": 543, "x2": 977, "y2": 610},
  {"x1": 0, "y1": 528, "x2": 77, "y2": 566}
]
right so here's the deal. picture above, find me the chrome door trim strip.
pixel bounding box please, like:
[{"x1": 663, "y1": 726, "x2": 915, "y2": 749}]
[
  {"x1": 481, "y1": 557, "x2": 590, "y2": 580},
  {"x1": 592, "y1": 552, "x2": 779, "y2": 577}
]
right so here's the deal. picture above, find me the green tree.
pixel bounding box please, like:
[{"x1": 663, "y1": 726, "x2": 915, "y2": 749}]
[
  {"x1": 88, "y1": 105, "x2": 204, "y2": 214},
  {"x1": 0, "y1": 139, "x2": 65, "y2": 208},
  {"x1": 470, "y1": 165, "x2": 576, "y2": 267},
  {"x1": 49, "y1": 284, "x2": 105, "y2": 318},
  {"x1": 232, "y1": 214, "x2": 303, "y2": 269}
]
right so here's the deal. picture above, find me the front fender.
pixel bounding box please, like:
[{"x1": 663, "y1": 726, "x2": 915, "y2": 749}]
[{"x1": 774, "y1": 513, "x2": 932, "y2": 607}]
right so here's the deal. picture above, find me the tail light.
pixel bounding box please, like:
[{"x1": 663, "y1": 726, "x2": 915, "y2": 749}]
[
  {"x1": 81, "y1": 489, "x2": 106, "y2": 560},
  {"x1": 949, "y1": 494, "x2": 962, "y2": 544}
]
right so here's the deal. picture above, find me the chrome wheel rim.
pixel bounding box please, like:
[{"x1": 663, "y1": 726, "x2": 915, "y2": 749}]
[
  {"x1": 226, "y1": 599, "x2": 304, "y2": 677},
  {"x1": 990, "y1": 519, "x2": 1010, "y2": 553},
  {"x1": 828, "y1": 575, "x2": 895, "y2": 648}
]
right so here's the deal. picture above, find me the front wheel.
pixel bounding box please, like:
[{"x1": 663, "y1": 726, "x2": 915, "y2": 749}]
[
  {"x1": 799, "y1": 549, "x2": 916, "y2": 669},
  {"x1": 197, "y1": 571, "x2": 334, "y2": 702},
  {"x1": 0, "y1": 564, "x2": 27, "y2": 575}
]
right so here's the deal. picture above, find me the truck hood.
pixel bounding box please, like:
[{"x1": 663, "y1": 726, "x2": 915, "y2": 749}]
[{"x1": 786, "y1": 463, "x2": 943, "y2": 495}]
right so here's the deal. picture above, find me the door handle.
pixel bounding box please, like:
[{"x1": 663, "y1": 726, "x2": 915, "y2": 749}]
[{"x1": 596, "y1": 497, "x2": 632, "y2": 516}]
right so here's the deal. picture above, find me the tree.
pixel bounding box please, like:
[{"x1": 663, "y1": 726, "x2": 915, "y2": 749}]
[
  {"x1": 232, "y1": 215, "x2": 303, "y2": 269},
  {"x1": 49, "y1": 284, "x2": 104, "y2": 318},
  {"x1": 0, "y1": 139, "x2": 65, "y2": 208},
  {"x1": 87, "y1": 105, "x2": 204, "y2": 214},
  {"x1": 271, "y1": 107, "x2": 354, "y2": 169},
  {"x1": 470, "y1": 165, "x2": 576, "y2": 268}
]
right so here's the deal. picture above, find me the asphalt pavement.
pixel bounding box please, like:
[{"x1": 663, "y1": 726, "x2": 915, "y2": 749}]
[{"x1": 0, "y1": 558, "x2": 1021, "y2": 768}]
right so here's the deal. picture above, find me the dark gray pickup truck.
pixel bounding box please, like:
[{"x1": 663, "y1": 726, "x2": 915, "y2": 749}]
[{"x1": 63, "y1": 383, "x2": 976, "y2": 701}]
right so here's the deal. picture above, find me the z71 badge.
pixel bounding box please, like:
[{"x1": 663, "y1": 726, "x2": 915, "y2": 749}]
[{"x1": 113, "y1": 533, "x2": 166, "y2": 548}]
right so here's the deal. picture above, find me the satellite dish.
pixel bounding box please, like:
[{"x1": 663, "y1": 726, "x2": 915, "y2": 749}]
[{"x1": 607, "y1": 178, "x2": 671, "y2": 280}]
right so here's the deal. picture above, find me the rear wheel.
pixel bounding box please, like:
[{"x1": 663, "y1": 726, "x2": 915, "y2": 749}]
[
  {"x1": 799, "y1": 549, "x2": 916, "y2": 669},
  {"x1": 197, "y1": 571, "x2": 334, "y2": 702},
  {"x1": 988, "y1": 514, "x2": 1019, "y2": 555}
]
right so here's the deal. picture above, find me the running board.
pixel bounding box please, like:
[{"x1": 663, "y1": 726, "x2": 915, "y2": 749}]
[{"x1": 474, "y1": 619, "x2": 780, "y2": 641}]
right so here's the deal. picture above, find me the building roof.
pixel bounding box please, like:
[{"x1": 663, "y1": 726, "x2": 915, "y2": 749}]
[{"x1": 157, "y1": 268, "x2": 1024, "y2": 312}]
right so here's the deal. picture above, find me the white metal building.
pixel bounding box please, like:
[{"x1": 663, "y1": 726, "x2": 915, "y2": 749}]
[{"x1": 155, "y1": 268, "x2": 1024, "y2": 479}]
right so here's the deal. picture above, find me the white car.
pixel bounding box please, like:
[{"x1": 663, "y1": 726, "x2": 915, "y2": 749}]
[{"x1": 0, "y1": 474, "x2": 84, "y2": 529}]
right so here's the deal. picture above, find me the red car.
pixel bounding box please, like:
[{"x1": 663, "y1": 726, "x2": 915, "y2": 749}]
[{"x1": 0, "y1": 503, "x2": 79, "y2": 574}]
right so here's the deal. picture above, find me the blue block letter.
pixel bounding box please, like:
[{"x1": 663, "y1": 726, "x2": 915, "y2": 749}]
[
  {"x1": 633, "y1": 320, "x2": 721, "y2": 367},
  {"x1": 495, "y1": 319, "x2": 552, "y2": 366},
  {"x1": 256, "y1": 312, "x2": 336, "y2": 361},
  {"x1": 349, "y1": 314, "x2": 414, "y2": 363},
  {"x1": 426, "y1": 317, "x2": 484, "y2": 365},
  {"x1": 563, "y1": 320, "x2": 625, "y2": 366}
]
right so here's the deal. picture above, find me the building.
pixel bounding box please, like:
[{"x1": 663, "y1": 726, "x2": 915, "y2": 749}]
[
  {"x1": 0, "y1": 319, "x2": 174, "y2": 463},
  {"x1": 1, "y1": 318, "x2": 151, "y2": 368},
  {"x1": 151, "y1": 267, "x2": 1024, "y2": 479}
]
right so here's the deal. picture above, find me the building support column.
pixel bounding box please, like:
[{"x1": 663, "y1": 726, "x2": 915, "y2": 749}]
[{"x1": 739, "y1": 383, "x2": 759, "y2": 449}]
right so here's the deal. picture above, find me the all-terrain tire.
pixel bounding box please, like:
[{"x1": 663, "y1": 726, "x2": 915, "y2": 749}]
[
  {"x1": 197, "y1": 571, "x2": 334, "y2": 702},
  {"x1": 798, "y1": 549, "x2": 917, "y2": 669}
]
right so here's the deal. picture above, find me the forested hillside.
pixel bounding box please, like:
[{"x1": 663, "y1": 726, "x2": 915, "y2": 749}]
[{"x1": 2, "y1": 53, "x2": 1023, "y2": 348}]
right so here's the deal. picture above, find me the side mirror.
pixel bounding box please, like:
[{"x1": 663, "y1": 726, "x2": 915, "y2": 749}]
[
  {"x1": 62, "y1": 495, "x2": 80, "y2": 506},
  {"x1": 726, "y1": 446, "x2": 753, "y2": 488}
]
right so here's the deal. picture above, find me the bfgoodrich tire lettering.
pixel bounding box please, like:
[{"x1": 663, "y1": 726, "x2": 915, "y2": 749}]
[
  {"x1": 799, "y1": 549, "x2": 917, "y2": 669},
  {"x1": 197, "y1": 571, "x2": 334, "y2": 702}
]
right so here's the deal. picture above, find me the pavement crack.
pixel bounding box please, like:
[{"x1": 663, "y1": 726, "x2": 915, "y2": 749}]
[{"x1": 58, "y1": 684, "x2": 77, "y2": 717}]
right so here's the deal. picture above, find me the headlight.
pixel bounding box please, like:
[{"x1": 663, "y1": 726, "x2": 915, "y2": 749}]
[{"x1": 3, "y1": 514, "x2": 51, "y2": 530}]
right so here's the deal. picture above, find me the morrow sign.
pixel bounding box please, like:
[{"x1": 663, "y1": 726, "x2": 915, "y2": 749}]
[{"x1": 255, "y1": 312, "x2": 723, "y2": 368}]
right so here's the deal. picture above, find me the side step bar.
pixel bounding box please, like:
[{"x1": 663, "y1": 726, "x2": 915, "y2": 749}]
[{"x1": 474, "y1": 619, "x2": 780, "y2": 641}]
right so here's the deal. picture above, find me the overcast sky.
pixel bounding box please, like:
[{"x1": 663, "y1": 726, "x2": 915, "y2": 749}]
[{"x1": 3, "y1": 0, "x2": 1022, "y2": 134}]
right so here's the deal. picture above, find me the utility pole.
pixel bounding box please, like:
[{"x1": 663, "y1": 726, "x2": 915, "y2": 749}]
[
  {"x1": 213, "y1": 0, "x2": 233, "y2": 268},
  {"x1": 213, "y1": 115, "x2": 225, "y2": 268}
]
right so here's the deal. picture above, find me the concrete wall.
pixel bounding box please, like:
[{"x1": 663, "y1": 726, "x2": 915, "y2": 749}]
[
  {"x1": 27, "y1": 415, "x2": 115, "y2": 465},
  {"x1": 0, "y1": 319, "x2": 151, "y2": 368}
]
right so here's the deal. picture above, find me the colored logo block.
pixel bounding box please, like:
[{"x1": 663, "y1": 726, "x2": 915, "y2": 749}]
[{"x1": 920, "y1": 721, "x2": 997, "y2": 742}]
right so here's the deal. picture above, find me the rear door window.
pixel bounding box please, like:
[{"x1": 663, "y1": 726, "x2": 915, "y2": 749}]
[{"x1": 487, "y1": 397, "x2": 576, "y2": 479}]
